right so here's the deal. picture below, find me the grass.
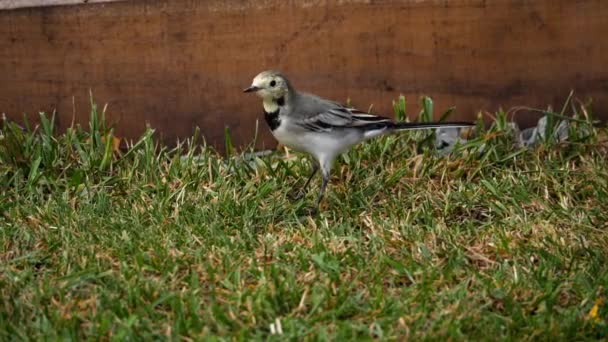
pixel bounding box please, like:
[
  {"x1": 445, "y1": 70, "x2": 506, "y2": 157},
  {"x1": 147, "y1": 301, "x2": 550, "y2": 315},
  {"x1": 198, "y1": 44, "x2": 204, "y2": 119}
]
[{"x1": 1, "y1": 97, "x2": 608, "y2": 340}]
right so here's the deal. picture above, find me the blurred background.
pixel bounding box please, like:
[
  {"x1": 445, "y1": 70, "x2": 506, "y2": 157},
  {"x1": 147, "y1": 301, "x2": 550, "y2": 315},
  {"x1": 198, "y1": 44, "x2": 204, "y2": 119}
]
[{"x1": 1, "y1": 0, "x2": 606, "y2": 151}]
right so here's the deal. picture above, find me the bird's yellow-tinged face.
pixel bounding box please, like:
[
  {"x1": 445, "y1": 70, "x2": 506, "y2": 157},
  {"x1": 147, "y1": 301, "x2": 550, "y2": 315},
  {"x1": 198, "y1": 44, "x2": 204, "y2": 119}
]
[{"x1": 243, "y1": 70, "x2": 290, "y2": 101}]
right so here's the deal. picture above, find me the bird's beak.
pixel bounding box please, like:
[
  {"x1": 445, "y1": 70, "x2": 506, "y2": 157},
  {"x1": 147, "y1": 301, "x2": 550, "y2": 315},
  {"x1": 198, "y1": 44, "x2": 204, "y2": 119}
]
[{"x1": 243, "y1": 85, "x2": 260, "y2": 93}]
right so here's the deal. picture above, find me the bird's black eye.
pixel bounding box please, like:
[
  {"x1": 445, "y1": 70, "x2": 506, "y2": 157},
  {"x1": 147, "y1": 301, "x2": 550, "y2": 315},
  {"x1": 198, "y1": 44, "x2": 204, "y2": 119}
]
[{"x1": 270, "y1": 80, "x2": 276, "y2": 87}]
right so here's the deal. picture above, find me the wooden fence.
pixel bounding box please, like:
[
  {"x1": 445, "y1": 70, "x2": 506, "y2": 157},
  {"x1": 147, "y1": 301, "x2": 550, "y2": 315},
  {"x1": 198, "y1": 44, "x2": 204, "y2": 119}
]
[{"x1": 1, "y1": 0, "x2": 606, "y2": 150}]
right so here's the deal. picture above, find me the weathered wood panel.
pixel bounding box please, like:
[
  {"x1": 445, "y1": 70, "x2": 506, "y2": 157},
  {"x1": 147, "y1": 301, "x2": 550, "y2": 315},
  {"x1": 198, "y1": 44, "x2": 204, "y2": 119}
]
[{"x1": 1, "y1": 0, "x2": 606, "y2": 150}]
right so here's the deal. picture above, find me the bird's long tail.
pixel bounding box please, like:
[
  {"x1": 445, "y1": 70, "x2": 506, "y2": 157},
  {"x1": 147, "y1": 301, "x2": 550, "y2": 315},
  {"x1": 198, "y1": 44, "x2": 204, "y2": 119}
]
[
  {"x1": 362, "y1": 121, "x2": 474, "y2": 139},
  {"x1": 392, "y1": 121, "x2": 474, "y2": 131}
]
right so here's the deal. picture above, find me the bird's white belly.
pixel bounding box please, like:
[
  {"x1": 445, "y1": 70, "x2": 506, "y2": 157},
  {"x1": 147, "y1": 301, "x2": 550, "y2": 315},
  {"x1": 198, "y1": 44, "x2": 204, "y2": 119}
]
[
  {"x1": 272, "y1": 124, "x2": 313, "y2": 152},
  {"x1": 271, "y1": 120, "x2": 358, "y2": 160}
]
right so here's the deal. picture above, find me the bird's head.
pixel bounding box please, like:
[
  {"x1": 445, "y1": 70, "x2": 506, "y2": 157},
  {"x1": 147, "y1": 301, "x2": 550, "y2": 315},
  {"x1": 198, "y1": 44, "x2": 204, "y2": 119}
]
[{"x1": 243, "y1": 70, "x2": 291, "y2": 101}]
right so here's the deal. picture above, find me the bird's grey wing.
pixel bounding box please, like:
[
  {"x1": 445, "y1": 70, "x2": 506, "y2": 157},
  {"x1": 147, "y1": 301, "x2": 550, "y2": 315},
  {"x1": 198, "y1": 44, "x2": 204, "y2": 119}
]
[{"x1": 292, "y1": 92, "x2": 391, "y2": 132}]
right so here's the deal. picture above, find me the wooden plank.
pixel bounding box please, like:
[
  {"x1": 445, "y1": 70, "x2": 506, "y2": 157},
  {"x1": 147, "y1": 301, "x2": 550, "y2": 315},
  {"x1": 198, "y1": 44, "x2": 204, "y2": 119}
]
[{"x1": 1, "y1": 0, "x2": 606, "y2": 150}]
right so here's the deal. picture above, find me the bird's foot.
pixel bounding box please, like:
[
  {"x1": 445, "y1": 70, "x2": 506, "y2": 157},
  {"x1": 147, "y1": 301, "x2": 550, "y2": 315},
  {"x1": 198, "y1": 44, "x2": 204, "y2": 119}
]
[
  {"x1": 298, "y1": 206, "x2": 319, "y2": 217},
  {"x1": 288, "y1": 189, "x2": 305, "y2": 201}
]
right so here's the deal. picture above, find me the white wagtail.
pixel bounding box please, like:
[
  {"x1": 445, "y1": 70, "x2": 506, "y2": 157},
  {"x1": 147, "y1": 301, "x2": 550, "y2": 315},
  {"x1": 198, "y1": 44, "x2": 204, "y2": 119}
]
[{"x1": 244, "y1": 70, "x2": 474, "y2": 211}]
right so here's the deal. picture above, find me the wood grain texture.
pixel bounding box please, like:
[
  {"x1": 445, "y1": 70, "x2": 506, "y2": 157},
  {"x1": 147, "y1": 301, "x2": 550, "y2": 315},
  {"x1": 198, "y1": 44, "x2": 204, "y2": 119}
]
[{"x1": 1, "y1": 0, "x2": 606, "y2": 150}]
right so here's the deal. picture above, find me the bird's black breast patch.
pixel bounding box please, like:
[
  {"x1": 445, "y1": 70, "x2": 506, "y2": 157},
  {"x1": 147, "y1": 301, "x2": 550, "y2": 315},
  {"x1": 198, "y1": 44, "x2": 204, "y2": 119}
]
[{"x1": 264, "y1": 109, "x2": 281, "y2": 131}]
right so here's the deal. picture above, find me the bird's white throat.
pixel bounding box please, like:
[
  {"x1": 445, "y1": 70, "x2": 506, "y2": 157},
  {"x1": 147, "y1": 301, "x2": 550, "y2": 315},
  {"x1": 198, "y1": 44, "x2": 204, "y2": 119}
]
[{"x1": 263, "y1": 98, "x2": 280, "y2": 113}]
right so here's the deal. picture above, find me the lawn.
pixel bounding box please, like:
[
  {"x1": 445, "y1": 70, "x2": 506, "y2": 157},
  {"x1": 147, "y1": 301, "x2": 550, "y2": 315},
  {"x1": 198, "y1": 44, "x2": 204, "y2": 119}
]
[{"x1": 1, "y1": 98, "x2": 607, "y2": 340}]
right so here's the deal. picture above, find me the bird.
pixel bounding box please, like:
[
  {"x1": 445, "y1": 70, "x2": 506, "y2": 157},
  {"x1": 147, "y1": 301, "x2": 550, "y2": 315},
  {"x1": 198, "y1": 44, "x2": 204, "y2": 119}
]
[{"x1": 244, "y1": 70, "x2": 474, "y2": 213}]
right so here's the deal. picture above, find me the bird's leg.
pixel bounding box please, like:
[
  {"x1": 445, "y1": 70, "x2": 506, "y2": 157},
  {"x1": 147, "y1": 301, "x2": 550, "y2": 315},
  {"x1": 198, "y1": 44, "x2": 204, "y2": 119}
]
[
  {"x1": 289, "y1": 160, "x2": 319, "y2": 201},
  {"x1": 298, "y1": 160, "x2": 330, "y2": 216},
  {"x1": 312, "y1": 168, "x2": 330, "y2": 212},
  {"x1": 300, "y1": 163, "x2": 319, "y2": 194}
]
